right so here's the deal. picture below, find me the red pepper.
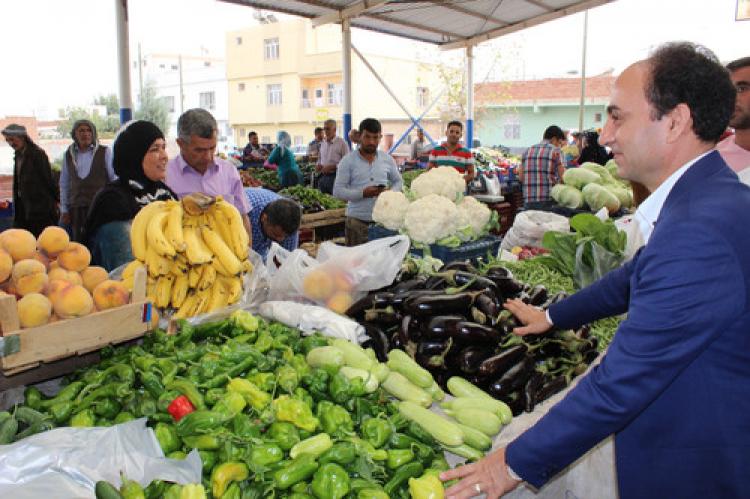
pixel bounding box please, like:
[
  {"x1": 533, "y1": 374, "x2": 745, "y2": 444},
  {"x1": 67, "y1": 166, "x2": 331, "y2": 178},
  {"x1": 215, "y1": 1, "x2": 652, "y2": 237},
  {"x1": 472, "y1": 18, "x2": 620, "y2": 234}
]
[{"x1": 167, "y1": 395, "x2": 195, "y2": 421}]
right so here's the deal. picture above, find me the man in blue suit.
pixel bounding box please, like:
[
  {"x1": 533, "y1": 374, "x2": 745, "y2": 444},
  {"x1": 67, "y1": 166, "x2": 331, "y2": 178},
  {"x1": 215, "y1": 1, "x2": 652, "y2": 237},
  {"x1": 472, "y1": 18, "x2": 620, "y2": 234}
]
[{"x1": 442, "y1": 42, "x2": 748, "y2": 499}]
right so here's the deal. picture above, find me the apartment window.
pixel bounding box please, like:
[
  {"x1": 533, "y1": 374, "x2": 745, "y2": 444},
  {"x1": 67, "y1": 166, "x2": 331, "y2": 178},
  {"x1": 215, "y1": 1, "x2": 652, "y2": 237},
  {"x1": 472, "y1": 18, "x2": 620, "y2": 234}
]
[
  {"x1": 301, "y1": 89, "x2": 311, "y2": 108},
  {"x1": 162, "y1": 96, "x2": 175, "y2": 113},
  {"x1": 315, "y1": 89, "x2": 323, "y2": 107},
  {"x1": 417, "y1": 87, "x2": 429, "y2": 108},
  {"x1": 204, "y1": 61, "x2": 211, "y2": 67},
  {"x1": 171, "y1": 64, "x2": 179, "y2": 70},
  {"x1": 236, "y1": 36, "x2": 243, "y2": 45},
  {"x1": 503, "y1": 114, "x2": 520, "y2": 140},
  {"x1": 264, "y1": 37, "x2": 279, "y2": 60},
  {"x1": 267, "y1": 84, "x2": 282, "y2": 106},
  {"x1": 199, "y1": 91, "x2": 216, "y2": 111},
  {"x1": 294, "y1": 135, "x2": 303, "y2": 146},
  {"x1": 594, "y1": 112, "x2": 602, "y2": 123},
  {"x1": 159, "y1": 64, "x2": 165, "y2": 69},
  {"x1": 327, "y1": 83, "x2": 342, "y2": 106},
  {"x1": 238, "y1": 83, "x2": 246, "y2": 92}
]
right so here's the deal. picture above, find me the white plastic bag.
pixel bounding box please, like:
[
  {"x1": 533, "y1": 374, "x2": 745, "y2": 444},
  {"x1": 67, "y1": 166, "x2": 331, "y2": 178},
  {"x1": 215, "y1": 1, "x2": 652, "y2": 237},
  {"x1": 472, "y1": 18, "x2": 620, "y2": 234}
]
[
  {"x1": 0, "y1": 418, "x2": 202, "y2": 498},
  {"x1": 500, "y1": 211, "x2": 570, "y2": 251},
  {"x1": 258, "y1": 301, "x2": 365, "y2": 343}
]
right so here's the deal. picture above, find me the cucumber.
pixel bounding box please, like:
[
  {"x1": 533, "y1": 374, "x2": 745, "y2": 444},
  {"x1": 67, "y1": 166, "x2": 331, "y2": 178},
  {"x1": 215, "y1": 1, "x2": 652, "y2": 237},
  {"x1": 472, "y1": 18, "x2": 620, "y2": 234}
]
[
  {"x1": 442, "y1": 396, "x2": 512, "y2": 425},
  {"x1": 453, "y1": 409, "x2": 502, "y2": 436},
  {"x1": 95, "y1": 480, "x2": 124, "y2": 499},
  {"x1": 455, "y1": 423, "x2": 492, "y2": 451},
  {"x1": 398, "y1": 401, "x2": 463, "y2": 447},
  {"x1": 381, "y1": 372, "x2": 433, "y2": 408}
]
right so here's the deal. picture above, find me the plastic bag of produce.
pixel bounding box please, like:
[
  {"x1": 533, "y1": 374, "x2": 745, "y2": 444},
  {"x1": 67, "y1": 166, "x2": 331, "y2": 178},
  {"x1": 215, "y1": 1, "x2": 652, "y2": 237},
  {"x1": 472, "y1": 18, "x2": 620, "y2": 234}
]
[
  {"x1": 0, "y1": 418, "x2": 201, "y2": 498},
  {"x1": 500, "y1": 211, "x2": 570, "y2": 251},
  {"x1": 550, "y1": 184, "x2": 585, "y2": 209},
  {"x1": 258, "y1": 300, "x2": 365, "y2": 343},
  {"x1": 267, "y1": 235, "x2": 410, "y2": 313}
]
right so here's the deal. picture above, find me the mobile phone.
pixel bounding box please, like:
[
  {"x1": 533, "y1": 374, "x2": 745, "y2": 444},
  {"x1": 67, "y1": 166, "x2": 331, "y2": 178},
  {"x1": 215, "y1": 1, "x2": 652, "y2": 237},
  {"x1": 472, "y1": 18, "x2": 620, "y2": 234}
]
[{"x1": 376, "y1": 184, "x2": 386, "y2": 189}]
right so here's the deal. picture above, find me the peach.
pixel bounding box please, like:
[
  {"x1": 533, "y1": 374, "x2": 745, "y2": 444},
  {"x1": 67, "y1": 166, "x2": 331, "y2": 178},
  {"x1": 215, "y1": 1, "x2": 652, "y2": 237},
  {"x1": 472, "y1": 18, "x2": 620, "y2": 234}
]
[
  {"x1": 0, "y1": 249, "x2": 12, "y2": 282},
  {"x1": 32, "y1": 251, "x2": 50, "y2": 270},
  {"x1": 81, "y1": 266, "x2": 108, "y2": 293},
  {"x1": 49, "y1": 260, "x2": 60, "y2": 271},
  {"x1": 47, "y1": 279, "x2": 73, "y2": 303},
  {"x1": 17, "y1": 293, "x2": 52, "y2": 328},
  {"x1": 48, "y1": 267, "x2": 83, "y2": 286},
  {"x1": 37, "y1": 226, "x2": 69, "y2": 257},
  {"x1": 0, "y1": 228, "x2": 37, "y2": 262},
  {"x1": 12, "y1": 259, "x2": 48, "y2": 296},
  {"x1": 331, "y1": 270, "x2": 354, "y2": 293},
  {"x1": 302, "y1": 268, "x2": 335, "y2": 301},
  {"x1": 326, "y1": 291, "x2": 354, "y2": 314},
  {"x1": 92, "y1": 280, "x2": 130, "y2": 311},
  {"x1": 51, "y1": 284, "x2": 93, "y2": 319},
  {"x1": 57, "y1": 242, "x2": 91, "y2": 272}
]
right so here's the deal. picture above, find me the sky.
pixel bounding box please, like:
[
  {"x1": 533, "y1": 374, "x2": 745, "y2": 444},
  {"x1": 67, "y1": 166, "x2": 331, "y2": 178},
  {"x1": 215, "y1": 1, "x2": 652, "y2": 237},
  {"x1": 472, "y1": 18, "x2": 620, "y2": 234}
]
[{"x1": 0, "y1": 0, "x2": 748, "y2": 119}]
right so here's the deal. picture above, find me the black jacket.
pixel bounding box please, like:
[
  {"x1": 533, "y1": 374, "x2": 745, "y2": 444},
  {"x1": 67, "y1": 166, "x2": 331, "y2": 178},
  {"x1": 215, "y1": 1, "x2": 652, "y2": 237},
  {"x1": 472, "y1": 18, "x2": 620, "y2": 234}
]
[{"x1": 12, "y1": 142, "x2": 58, "y2": 230}]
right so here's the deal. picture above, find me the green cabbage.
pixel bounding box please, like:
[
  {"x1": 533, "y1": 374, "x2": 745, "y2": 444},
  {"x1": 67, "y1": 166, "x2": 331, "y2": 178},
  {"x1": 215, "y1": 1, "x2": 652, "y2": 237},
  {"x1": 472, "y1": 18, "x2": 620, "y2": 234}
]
[
  {"x1": 607, "y1": 184, "x2": 633, "y2": 209},
  {"x1": 580, "y1": 162, "x2": 614, "y2": 184},
  {"x1": 563, "y1": 168, "x2": 601, "y2": 189},
  {"x1": 582, "y1": 183, "x2": 621, "y2": 214},
  {"x1": 551, "y1": 184, "x2": 585, "y2": 209}
]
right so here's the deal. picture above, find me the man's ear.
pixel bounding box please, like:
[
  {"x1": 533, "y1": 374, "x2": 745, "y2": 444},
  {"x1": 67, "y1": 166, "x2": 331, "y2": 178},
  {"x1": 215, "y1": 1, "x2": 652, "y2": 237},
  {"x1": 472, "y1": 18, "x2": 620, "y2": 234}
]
[{"x1": 665, "y1": 103, "x2": 693, "y2": 143}]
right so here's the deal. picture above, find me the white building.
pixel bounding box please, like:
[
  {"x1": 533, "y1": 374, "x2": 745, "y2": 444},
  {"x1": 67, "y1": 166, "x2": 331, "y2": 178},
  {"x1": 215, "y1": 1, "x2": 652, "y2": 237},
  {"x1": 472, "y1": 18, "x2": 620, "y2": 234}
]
[{"x1": 132, "y1": 53, "x2": 234, "y2": 152}]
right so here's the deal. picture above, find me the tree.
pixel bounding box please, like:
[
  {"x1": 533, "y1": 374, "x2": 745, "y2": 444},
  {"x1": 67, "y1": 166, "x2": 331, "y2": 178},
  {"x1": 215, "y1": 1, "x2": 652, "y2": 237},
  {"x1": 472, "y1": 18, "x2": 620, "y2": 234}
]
[
  {"x1": 135, "y1": 80, "x2": 170, "y2": 135},
  {"x1": 57, "y1": 103, "x2": 120, "y2": 139},
  {"x1": 94, "y1": 94, "x2": 120, "y2": 116}
]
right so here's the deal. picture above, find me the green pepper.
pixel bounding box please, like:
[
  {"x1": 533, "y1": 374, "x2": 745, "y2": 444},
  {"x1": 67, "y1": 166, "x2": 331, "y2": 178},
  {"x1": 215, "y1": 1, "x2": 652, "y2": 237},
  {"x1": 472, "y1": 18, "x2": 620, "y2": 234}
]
[
  {"x1": 167, "y1": 378, "x2": 205, "y2": 410},
  {"x1": 249, "y1": 443, "x2": 284, "y2": 467},
  {"x1": 310, "y1": 462, "x2": 350, "y2": 499},
  {"x1": 350, "y1": 478, "x2": 381, "y2": 493},
  {"x1": 226, "y1": 378, "x2": 270, "y2": 411},
  {"x1": 328, "y1": 372, "x2": 365, "y2": 404},
  {"x1": 351, "y1": 398, "x2": 375, "y2": 426},
  {"x1": 292, "y1": 387, "x2": 314, "y2": 408},
  {"x1": 183, "y1": 434, "x2": 221, "y2": 450},
  {"x1": 119, "y1": 473, "x2": 145, "y2": 499},
  {"x1": 112, "y1": 411, "x2": 135, "y2": 424},
  {"x1": 135, "y1": 395, "x2": 157, "y2": 418},
  {"x1": 406, "y1": 420, "x2": 436, "y2": 446},
  {"x1": 276, "y1": 365, "x2": 300, "y2": 394},
  {"x1": 348, "y1": 437, "x2": 387, "y2": 461},
  {"x1": 157, "y1": 390, "x2": 181, "y2": 412},
  {"x1": 180, "y1": 483, "x2": 207, "y2": 499},
  {"x1": 198, "y1": 449, "x2": 217, "y2": 474},
  {"x1": 408, "y1": 473, "x2": 445, "y2": 499},
  {"x1": 356, "y1": 489, "x2": 389, "y2": 499},
  {"x1": 361, "y1": 417, "x2": 392, "y2": 448},
  {"x1": 93, "y1": 397, "x2": 122, "y2": 419},
  {"x1": 229, "y1": 309, "x2": 259, "y2": 333},
  {"x1": 222, "y1": 482, "x2": 241, "y2": 499},
  {"x1": 154, "y1": 423, "x2": 181, "y2": 454},
  {"x1": 77, "y1": 382, "x2": 132, "y2": 411},
  {"x1": 39, "y1": 381, "x2": 85, "y2": 409},
  {"x1": 49, "y1": 401, "x2": 74, "y2": 424},
  {"x1": 387, "y1": 448, "x2": 415, "y2": 469},
  {"x1": 99, "y1": 364, "x2": 135, "y2": 385},
  {"x1": 144, "y1": 479, "x2": 168, "y2": 499},
  {"x1": 218, "y1": 440, "x2": 248, "y2": 463},
  {"x1": 175, "y1": 410, "x2": 227, "y2": 437},
  {"x1": 384, "y1": 462, "x2": 424, "y2": 496},
  {"x1": 139, "y1": 371, "x2": 165, "y2": 399},
  {"x1": 301, "y1": 369, "x2": 330, "y2": 401},
  {"x1": 430, "y1": 455, "x2": 450, "y2": 472},
  {"x1": 288, "y1": 493, "x2": 314, "y2": 499},
  {"x1": 24, "y1": 386, "x2": 43, "y2": 409},
  {"x1": 162, "y1": 484, "x2": 182, "y2": 499},
  {"x1": 273, "y1": 453, "x2": 319, "y2": 490},
  {"x1": 254, "y1": 330, "x2": 273, "y2": 353},
  {"x1": 316, "y1": 401, "x2": 353, "y2": 438},
  {"x1": 267, "y1": 421, "x2": 300, "y2": 451},
  {"x1": 246, "y1": 372, "x2": 275, "y2": 392},
  {"x1": 298, "y1": 335, "x2": 329, "y2": 355},
  {"x1": 212, "y1": 391, "x2": 246, "y2": 418},
  {"x1": 232, "y1": 413, "x2": 261, "y2": 440},
  {"x1": 70, "y1": 408, "x2": 96, "y2": 427},
  {"x1": 272, "y1": 395, "x2": 319, "y2": 432},
  {"x1": 290, "y1": 433, "x2": 333, "y2": 459},
  {"x1": 167, "y1": 450, "x2": 187, "y2": 459},
  {"x1": 318, "y1": 441, "x2": 356, "y2": 466},
  {"x1": 211, "y1": 462, "x2": 249, "y2": 498}
]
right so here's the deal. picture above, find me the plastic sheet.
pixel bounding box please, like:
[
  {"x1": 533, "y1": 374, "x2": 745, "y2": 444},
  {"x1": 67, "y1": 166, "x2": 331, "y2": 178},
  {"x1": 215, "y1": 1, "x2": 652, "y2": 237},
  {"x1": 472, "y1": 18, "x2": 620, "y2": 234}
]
[{"x1": 258, "y1": 300, "x2": 365, "y2": 344}]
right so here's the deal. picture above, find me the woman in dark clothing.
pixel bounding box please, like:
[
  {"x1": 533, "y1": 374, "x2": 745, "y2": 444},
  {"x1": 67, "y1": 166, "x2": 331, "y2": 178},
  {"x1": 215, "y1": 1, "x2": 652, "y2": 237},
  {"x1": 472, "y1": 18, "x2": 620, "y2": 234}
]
[
  {"x1": 577, "y1": 130, "x2": 611, "y2": 166},
  {"x1": 84, "y1": 120, "x2": 177, "y2": 270}
]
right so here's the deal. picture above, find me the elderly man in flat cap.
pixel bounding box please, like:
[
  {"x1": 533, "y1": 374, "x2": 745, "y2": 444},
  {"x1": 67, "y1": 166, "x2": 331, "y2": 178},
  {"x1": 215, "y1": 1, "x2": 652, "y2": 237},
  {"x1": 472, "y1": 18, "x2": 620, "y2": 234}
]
[{"x1": 2, "y1": 124, "x2": 58, "y2": 236}]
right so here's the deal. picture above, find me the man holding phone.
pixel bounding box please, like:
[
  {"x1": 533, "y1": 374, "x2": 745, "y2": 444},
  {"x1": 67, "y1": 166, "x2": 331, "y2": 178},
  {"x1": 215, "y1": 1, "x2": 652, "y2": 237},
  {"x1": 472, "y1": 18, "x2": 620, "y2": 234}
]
[{"x1": 333, "y1": 118, "x2": 403, "y2": 246}]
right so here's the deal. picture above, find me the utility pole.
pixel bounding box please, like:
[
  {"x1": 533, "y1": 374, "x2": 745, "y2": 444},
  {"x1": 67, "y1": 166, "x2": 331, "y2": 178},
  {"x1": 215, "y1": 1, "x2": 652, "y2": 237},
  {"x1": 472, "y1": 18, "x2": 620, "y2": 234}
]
[{"x1": 578, "y1": 10, "x2": 589, "y2": 132}]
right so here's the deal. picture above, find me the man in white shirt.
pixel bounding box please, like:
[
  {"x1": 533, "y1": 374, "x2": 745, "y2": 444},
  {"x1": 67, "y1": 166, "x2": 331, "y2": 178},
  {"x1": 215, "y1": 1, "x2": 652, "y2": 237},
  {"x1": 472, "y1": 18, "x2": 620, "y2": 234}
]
[
  {"x1": 316, "y1": 119, "x2": 349, "y2": 194},
  {"x1": 716, "y1": 57, "x2": 750, "y2": 181}
]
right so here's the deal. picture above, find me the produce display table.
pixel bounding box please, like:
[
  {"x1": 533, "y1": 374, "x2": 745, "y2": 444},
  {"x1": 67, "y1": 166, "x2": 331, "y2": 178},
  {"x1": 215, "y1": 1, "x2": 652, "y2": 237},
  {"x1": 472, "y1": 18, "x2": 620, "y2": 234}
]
[{"x1": 299, "y1": 208, "x2": 346, "y2": 243}]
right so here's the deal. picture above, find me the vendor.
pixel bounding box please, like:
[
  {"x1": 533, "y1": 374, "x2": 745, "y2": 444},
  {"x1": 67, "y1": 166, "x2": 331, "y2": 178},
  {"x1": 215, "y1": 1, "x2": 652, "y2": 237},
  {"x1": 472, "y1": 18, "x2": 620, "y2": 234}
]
[
  {"x1": 244, "y1": 187, "x2": 302, "y2": 261},
  {"x1": 428, "y1": 121, "x2": 475, "y2": 182},
  {"x1": 410, "y1": 128, "x2": 429, "y2": 163},
  {"x1": 267, "y1": 130, "x2": 303, "y2": 188},
  {"x1": 84, "y1": 120, "x2": 178, "y2": 271},
  {"x1": 242, "y1": 131, "x2": 269, "y2": 168}
]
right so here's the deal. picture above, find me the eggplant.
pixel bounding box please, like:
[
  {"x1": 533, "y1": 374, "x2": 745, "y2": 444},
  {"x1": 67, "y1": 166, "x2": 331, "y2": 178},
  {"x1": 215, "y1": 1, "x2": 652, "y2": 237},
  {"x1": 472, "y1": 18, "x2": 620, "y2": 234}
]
[
  {"x1": 467, "y1": 373, "x2": 492, "y2": 389},
  {"x1": 475, "y1": 292, "x2": 501, "y2": 321},
  {"x1": 390, "y1": 331, "x2": 403, "y2": 350},
  {"x1": 403, "y1": 292, "x2": 475, "y2": 317},
  {"x1": 416, "y1": 339, "x2": 455, "y2": 369},
  {"x1": 486, "y1": 356, "x2": 535, "y2": 398},
  {"x1": 535, "y1": 376, "x2": 568, "y2": 403},
  {"x1": 527, "y1": 285, "x2": 548, "y2": 307},
  {"x1": 391, "y1": 276, "x2": 428, "y2": 294},
  {"x1": 360, "y1": 323, "x2": 390, "y2": 362},
  {"x1": 400, "y1": 315, "x2": 414, "y2": 346},
  {"x1": 485, "y1": 266, "x2": 513, "y2": 280},
  {"x1": 421, "y1": 315, "x2": 466, "y2": 340},
  {"x1": 542, "y1": 291, "x2": 569, "y2": 309},
  {"x1": 452, "y1": 321, "x2": 505, "y2": 344},
  {"x1": 441, "y1": 261, "x2": 478, "y2": 274},
  {"x1": 363, "y1": 308, "x2": 402, "y2": 327},
  {"x1": 491, "y1": 276, "x2": 525, "y2": 297},
  {"x1": 478, "y1": 344, "x2": 529, "y2": 377},
  {"x1": 583, "y1": 349, "x2": 600, "y2": 365},
  {"x1": 575, "y1": 324, "x2": 591, "y2": 339},
  {"x1": 345, "y1": 292, "x2": 394, "y2": 318},
  {"x1": 455, "y1": 346, "x2": 494, "y2": 375},
  {"x1": 523, "y1": 372, "x2": 546, "y2": 413},
  {"x1": 390, "y1": 289, "x2": 444, "y2": 308},
  {"x1": 424, "y1": 275, "x2": 449, "y2": 290}
]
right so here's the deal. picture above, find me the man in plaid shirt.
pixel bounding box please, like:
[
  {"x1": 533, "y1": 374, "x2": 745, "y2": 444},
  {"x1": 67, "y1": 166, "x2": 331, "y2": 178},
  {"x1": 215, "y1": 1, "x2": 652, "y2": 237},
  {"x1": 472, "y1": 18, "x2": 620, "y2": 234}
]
[{"x1": 519, "y1": 125, "x2": 568, "y2": 209}]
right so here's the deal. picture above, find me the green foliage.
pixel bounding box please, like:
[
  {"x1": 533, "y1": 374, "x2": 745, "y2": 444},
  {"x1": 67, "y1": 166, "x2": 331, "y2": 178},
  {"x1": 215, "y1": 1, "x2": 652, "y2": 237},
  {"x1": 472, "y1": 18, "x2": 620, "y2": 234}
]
[{"x1": 135, "y1": 80, "x2": 170, "y2": 135}]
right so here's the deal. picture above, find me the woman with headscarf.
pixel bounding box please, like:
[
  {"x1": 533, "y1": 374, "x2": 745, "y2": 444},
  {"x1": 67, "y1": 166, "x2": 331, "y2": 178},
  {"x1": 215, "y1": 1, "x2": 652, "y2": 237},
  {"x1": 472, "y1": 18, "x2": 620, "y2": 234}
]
[
  {"x1": 84, "y1": 120, "x2": 178, "y2": 270},
  {"x1": 266, "y1": 130, "x2": 303, "y2": 188},
  {"x1": 576, "y1": 130, "x2": 611, "y2": 166}
]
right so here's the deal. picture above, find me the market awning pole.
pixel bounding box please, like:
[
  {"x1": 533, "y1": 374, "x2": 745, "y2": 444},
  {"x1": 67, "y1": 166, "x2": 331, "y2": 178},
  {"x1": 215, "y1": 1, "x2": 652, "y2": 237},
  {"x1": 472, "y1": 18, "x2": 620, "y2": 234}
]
[
  {"x1": 342, "y1": 19, "x2": 353, "y2": 147},
  {"x1": 578, "y1": 9, "x2": 588, "y2": 132},
  {"x1": 466, "y1": 45, "x2": 475, "y2": 149},
  {"x1": 389, "y1": 87, "x2": 446, "y2": 154},
  {"x1": 351, "y1": 44, "x2": 438, "y2": 146},
  {"x1": 115, "y1": 0, "x2": 133, "y2": 124}
]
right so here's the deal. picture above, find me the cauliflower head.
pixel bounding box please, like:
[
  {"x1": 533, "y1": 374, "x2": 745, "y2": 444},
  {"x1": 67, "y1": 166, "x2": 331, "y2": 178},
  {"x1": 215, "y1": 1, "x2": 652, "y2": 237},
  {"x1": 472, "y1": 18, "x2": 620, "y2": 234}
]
[
  {"x1": 457, "y1": 196, "x2": 492, "y2": 237},
  {"x1": 410, "y1": 167, "x2": 465, "y2": 202},
  {"x1": 403, "y1": 194, "x2": 459, "y2": 244},
  {"x1": 372, "y1": 191, "x2": 411, "y2": 230}
]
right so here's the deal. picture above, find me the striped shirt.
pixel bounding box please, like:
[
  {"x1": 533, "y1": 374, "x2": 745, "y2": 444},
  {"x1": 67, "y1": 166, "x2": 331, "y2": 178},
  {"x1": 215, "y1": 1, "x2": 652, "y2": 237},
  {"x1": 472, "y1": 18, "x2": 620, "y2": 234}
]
[
  {"x1": 428, "y1": 143, "x2": 473, "y2": 173},
  {"x1": 521, "y1": 141, "x2": 566, "y2": 203}
]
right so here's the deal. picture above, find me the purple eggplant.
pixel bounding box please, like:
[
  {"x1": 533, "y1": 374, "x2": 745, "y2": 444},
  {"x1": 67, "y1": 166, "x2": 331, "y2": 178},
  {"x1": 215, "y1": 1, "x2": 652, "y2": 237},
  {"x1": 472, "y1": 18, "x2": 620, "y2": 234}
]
[
  {"x1": 403, "y1": 292, "x2": 476, "y2": 317},
  {"x1": 392, "y1": 276, "x2": 428, "y2": 294},
  {"x1": 442, "y1": 261, "x2": 479, "y2": 274},
  {"x1": 391, "y1": 331, "x2": 403, "y2": 350},
  {"x1": 486, "y1": 356, "x2": 535, "y2": 398},
  {"x1": 363, "y1": 307, "x2": 402, "y2": 327},
  {"x1": 346, "y1": 292, "x2": 394, "y2": 318},
  {"x1": 360, "y1": 323, "x2": 390, "y2": 362},
  {"x1": 452, "y1": 321, "x2": 505, "y2": 344},
  {"x1": 490, "y1": 276, "x2": 525, "y2": 297},
  {"x1": 391, "y1": 289, "x2": 444, "y2": 308},
  {"x1": 455, "y1": 346, "x2": 494, "y2": 374},
  {"x1": 535, "y1": 375, "x2": 568, "y2": 403},
  {"x1": 475, "y1": 292, "x2": 501, "y2": 321},
  {"x1": 527, "y1": 285, "x2": 548, "y2": 307},
  {"x1": 523, "y1": 372, "x2": 545, "y2": 413},
  {"x1": 478, "y1": 344, "x2": 529, "y2": 377},
  {"x1": 421, "y1": 315, "x2": 466, "y2": 339},
  {"x1": 485, "y1": 266, "x2": 513, "y2": 280}
]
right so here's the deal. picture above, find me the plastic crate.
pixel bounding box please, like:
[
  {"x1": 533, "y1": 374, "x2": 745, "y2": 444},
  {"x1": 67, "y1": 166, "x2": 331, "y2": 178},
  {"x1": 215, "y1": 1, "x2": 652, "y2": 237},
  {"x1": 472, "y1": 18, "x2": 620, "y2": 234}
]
[{"x1": 368, "y1": 225, "x2": 501, "y2": 264}]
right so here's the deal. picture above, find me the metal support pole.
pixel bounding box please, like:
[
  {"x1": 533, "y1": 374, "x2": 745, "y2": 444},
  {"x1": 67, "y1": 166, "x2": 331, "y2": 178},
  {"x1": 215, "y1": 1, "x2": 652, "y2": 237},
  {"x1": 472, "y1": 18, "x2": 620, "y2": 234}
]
[
  {"x1": 466, "y1": 45, "x2": 475, "y2": 149},
  {"x1": 137, "y1": 42, "x2": 143, "y2": 106},
  {"x1": 578, "y1": 10, "x2": 588, "y2": 132},
  {"x1": 179, "y1": 54, "x2": 185, "y2": 115},
  {"x1": 342, "y1": 19, "x2": 352, "y2": 147},
  {"x1": 115, "y1": 0, "x2": 133, "y2": 123},
  {"x1": 389, "y1": 87, "x2": 446, "y2": 154}
]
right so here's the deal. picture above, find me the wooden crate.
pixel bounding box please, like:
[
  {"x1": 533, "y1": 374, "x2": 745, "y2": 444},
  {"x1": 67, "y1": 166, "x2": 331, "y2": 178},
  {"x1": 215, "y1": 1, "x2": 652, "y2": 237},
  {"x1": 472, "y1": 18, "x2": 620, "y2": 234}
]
[
  {"x1": 300, "y1": 208, "x2": 346, "y2": 230},
  {"x1": 0, "y1": 268, "x2": 152, "y2": 376}
]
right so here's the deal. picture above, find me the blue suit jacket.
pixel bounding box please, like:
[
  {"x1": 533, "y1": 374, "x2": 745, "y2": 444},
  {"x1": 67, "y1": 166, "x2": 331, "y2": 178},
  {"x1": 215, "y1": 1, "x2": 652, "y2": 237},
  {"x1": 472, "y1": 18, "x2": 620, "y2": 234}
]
[{"x1": 506, "y1": 152, "x2": 750, "y2": 498}]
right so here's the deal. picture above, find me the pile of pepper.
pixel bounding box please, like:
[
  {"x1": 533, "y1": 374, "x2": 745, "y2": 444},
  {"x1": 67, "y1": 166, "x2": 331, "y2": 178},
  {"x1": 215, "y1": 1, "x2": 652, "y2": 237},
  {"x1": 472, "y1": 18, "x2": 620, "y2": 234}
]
[
  {"x1": 348, "y1": 259, "x2": 602, "y2": 416},
  {"x1": 9, "y1": 311, "x2": 451, "y2": 498},
  {"x1": 278, "y1": 186, "x2": 346, "y2": 214}
]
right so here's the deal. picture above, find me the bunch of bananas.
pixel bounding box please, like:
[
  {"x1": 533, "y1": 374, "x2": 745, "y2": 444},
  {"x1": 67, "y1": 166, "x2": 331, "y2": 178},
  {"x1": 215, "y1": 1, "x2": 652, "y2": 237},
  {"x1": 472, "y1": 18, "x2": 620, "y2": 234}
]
[{"x1": 122, "y1": 194, "x2": 253, "y2": 319}]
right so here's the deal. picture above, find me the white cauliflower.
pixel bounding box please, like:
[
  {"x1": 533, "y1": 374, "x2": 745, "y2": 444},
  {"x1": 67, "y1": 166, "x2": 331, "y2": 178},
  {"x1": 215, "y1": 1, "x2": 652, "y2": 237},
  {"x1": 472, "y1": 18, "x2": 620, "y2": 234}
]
[
  {"x1": 372, "y1": 191, "x2": 411, "y2": 230},
  {"x1": 410, "y1": 167, "x2": 466, "y2": 202},
  {"x1": 457, "y1": 196, "x2": 492, "y2": 237},
  {"x1": 403, "y1": 194, "x2": 459, "y2": 244}
]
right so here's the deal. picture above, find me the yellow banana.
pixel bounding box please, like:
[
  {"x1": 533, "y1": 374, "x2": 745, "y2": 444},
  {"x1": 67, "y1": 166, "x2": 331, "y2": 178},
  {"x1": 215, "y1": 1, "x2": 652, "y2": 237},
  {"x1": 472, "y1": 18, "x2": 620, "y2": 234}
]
[
  {"x1": 207, "y1": 209, "x2": 235, "y2": 250},
  {"x1": 198, "y1": 263, "x2": 216, "y2": 291},
  {"x1": 164, "y1": 200, "x2": 186, "y2": 252},
  {"x1": 171, "y1": 272, "x2": 189, "y2": 308},
  {"x1": 146, "y1": 209, "x2": 176, "y2": 257},
  {"x1": 212, "y1": 257, "x2": 232, "y2": 277},
  {"x1": 170, "y1": 256, "x2": 188, "y2": 277},
  {"x1": 201, "y1": 226, "x2": 242, "y2": 275},
  {"x1": 215, "y1": 199, "x2": 249, "y2": 260},
  {"x1": 155, "y1": 275, "x2": 174, "y2": 308},
  {"x1": 183, "y1": 226, "x2": 213, "y2": 265},
  {"x1": 241, "y1": 259, "x2": 254, "y2": 274},
  {"x1": 206, "y1": 283, "x2": 229, "y2": 313},
  {"x1": 122, "y1": 276, "x2": 135, "y2": 291},
  {"x1": 173, "y1": 292, "x2": 200, "y2": 320},
  {"x1": 121, "y1": 260, "x2": 144, "y2": 280},
  {"x1": 145, "y1": 246, "x2": 171, "y2": 277},
  {"x1": 146, "y1": 277, "x2": 157, "y2": 304},
  {"x1": 130, "y1": 201, "x2": 167, "y2": 261},
  {"x1": 188, "y1": 264, "x2": 203, "y2": 289},
  {"x1": 220, "y1": 276, "x2": 243, "y2": 305},
  {"x1": 192, "y1": 288, "x2": 212, "y2": 316}
]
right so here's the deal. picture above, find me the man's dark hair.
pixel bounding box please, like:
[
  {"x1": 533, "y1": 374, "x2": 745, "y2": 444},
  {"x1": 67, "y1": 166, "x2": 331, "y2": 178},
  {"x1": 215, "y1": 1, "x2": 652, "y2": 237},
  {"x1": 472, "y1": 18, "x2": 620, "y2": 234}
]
[
  {"x1": 177, "y1": 108, "x2": 217, "y2": 143},
  {"x1": 446, "y1": 120, "x2": 463, "y2": 130},
  {"x1": 248, "y1": 131, "x2": 258, "y2": 139},
  {"x1": 264, "y1": 198, "x2": 302, "y2": 235},
  {"x1": 727, "y1": 56, "x2": 750, "y2": 72},
  {"x1": 314, "y1": 127, "x2": 323, "y2": 134},
  {"x1": 645, "y1": 42, "x2": 735, "y2": 143},
  {"x1": 359, "y1": 118, "x2": 382, "y2": 134},
  {"x1": 543, "y1": 125, "x2": 565, "y2": 141}
]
